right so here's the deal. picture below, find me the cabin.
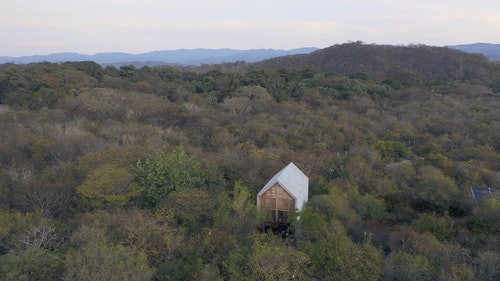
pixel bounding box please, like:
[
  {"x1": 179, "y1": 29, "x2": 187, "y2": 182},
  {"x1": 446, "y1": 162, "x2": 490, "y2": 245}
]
[{"x1": 257, "y1": 162, "x2": 308, "y2": 222}]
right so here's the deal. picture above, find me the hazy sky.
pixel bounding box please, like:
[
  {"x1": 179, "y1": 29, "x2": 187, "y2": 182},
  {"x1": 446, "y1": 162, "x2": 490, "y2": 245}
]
[{"x1": 1, "y1": 0, "x2": 499, "y2": 56}]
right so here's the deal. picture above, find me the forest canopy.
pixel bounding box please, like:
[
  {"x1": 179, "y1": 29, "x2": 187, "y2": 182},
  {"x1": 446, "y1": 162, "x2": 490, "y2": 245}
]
[{"x1": 0, "y1": 43, "x2": 499, "y2": 280}]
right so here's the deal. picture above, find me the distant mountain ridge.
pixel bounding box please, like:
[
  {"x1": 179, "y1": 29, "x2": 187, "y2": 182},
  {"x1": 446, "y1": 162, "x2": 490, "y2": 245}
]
[
  {"x1": 0, "y1": 47, "x2": 318, "y2": 66},
  {"x1": 2, "y1": 43, "x2": 499, "y2": 66},
  {"x1": 447, "y1": 43, "x2": 500, "y2": 61}
]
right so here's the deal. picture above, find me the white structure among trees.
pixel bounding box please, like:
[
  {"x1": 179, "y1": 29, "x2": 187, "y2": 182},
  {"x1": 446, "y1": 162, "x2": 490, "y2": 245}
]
[{"x1": 257, "y1": 162, "x2": 308, "y2": 222}]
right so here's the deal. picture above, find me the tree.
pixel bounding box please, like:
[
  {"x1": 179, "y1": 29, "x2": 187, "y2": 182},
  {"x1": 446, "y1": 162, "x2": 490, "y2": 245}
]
[
  {"x1": 297, "y1": 210, "x2": 383, "y2": 280},
  {"x1": 439, "y1": 264, "x2": 478, "y2": 281},
  {"x1": 0, "y1": 248, "x2": 64, "y2": 281},
  {"x1": 306, "y1": 186, "x2": 359, "y2": 229},
  {"x1": 160, "y1": 188, "x2": 215, "y2": 230},
  {"x1": 115, "y1": 208, "x2": 184, "y2": 262},
  {"x1": 411, "y1": 214, "x2": 453, "y2": 241},
  {"x1": 225, "y1": 234, "x2": 309, "y2": 281},
  {"x1": 213, "y1": 180, "x2": 258, "y2": 240},
  {"x1": 75, "y1": 163, "x2": 141, "y2": 210},
  {"x1": 467, "y1": 197, "x2": 500, "y2": 235},
  {"x1": 411, "y1": 166, "x2": 460, "y2": 214},
  {"x1": 134, "y1": 147, "x2": 209, "y2": 208},
  {"x1": 13, "y1": 179, "x2": 71, "y2": 217},
  {"x1": 474, "y1": 250, "x2": 500, "y2": 281},
  {"x1": 385, "y1": 160, "x2": 417, "y2": 191},
  {"x1": 64, "y1": 234, "x2": 153, "y2": 281},
  {"x1": 0, "y1": 170, "x2": 13, "y2": 208},
  {"x1": 0, "y1": 211, "x2": 59, "y2": 252},
  {"x1": 352, "y1": 193, "x2": 389, "y2": 221},
  {"x1": 376, "y1": 140, "x2": 411, "y2": 161},
  {"x1": 63, "y1": 61, "x2": 103, "y2": 80},
  {"x1": 221, "y1": 86, "x2": 275, "y2": 115},
  {"x1": 385, "y1": 250, "x2": 435, "y2": 281}
]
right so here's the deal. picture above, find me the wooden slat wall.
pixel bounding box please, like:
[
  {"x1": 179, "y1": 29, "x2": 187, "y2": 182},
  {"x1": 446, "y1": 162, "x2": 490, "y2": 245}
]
[{"x1": 259, "y1": 184, "x2": 295, "y2": 221}]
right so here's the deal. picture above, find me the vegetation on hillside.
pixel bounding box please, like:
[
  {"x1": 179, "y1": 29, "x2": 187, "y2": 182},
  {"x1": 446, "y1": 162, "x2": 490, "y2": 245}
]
[{"x1": 0, "y1": 43, "x2": 499, "y2": 280}]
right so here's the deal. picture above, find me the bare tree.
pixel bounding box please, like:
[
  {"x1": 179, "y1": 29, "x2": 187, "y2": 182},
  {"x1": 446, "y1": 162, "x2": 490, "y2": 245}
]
[
  {"x1": 18, "y1": 222, "x2": 58, "y2": 250},
  {"x1": 474, "y1": 251, "x2": 500, "y2": 280},
  {"x1": 14, "y1": 181, "x2": 71, "y2": 217}
]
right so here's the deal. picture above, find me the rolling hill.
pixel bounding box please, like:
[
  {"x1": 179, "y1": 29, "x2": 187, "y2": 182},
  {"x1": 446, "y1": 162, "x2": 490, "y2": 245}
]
[{"x1": 255, "y1": 42, "x2": 498, "y2": 82}]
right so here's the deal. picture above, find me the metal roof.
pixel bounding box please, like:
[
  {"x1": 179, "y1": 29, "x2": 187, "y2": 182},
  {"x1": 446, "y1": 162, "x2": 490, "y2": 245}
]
[{"x1": 257, "y1": 162, "x2": 309, "y2": 210}]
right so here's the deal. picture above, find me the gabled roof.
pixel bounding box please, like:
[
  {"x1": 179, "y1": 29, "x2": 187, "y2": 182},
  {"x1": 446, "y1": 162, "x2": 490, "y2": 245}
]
[{"x1": 257, "y1": 162, "x2": 309, "y2": 210}]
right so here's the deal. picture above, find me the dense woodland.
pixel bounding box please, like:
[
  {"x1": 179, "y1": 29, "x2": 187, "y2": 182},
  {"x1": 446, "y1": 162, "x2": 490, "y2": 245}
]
[{"x1": 0, "y1": 42, "x2": 499, "y2": 280}]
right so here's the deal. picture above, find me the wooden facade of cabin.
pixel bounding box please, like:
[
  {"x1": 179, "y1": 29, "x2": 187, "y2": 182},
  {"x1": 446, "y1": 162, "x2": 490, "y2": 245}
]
[{"x1": 259, "y1": 183, "x2": 296, "y2": 222}]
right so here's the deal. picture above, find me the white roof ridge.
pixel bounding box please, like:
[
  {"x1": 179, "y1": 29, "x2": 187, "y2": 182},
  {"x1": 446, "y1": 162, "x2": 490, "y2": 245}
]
[{"x1": 257, "y1": 162, "x2": 309, "y2": 210}]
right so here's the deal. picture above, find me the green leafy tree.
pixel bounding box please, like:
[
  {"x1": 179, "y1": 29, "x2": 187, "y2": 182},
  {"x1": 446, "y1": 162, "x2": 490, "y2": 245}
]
[
  {"x1": 134, "y1": 147, "x2": 208, "y2": 208},
  {"x1": 467, "y1": 198, "x2": 500, "y2": 235},
  {"x1": 412, "y1": 214, "x2": 453, "y2": 241},
  {"x1": 0, "y1": 248, "x2": 64, "y2": 281},
  {"x1": 306, "y1": 186, "x2": 359, "y2": 229},
  {"x1": 75, "y1": 163, "x2": 141, "y2": 210},
  {"x1": 352, "y1": 193, "x2": 389, "y2": 220},
  {"x1": 412, "y1": 166, "x2": 460, "y2": 214},
  {"x1": 376, "y1": 140, "x2": 411, "y2": 160},
  {"x1": 63, "y1": 61, "x2": 103, "y2": 80},
  {"x1": 213, "y1": 180, "x2": 258, "y2": 244},
  {"x1": 161, "y1": 188, "x2": 215, "y2": 230},
  {"x1": 297, "y1": 210, "x2": 383, "y2": 280}
]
